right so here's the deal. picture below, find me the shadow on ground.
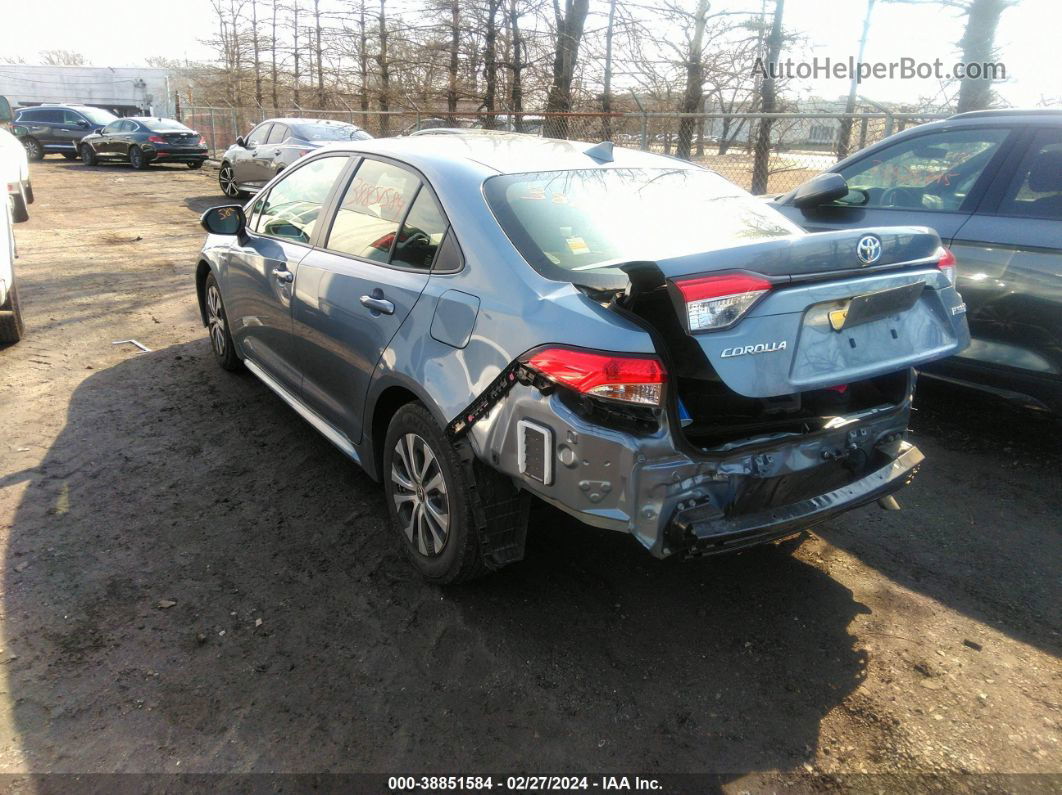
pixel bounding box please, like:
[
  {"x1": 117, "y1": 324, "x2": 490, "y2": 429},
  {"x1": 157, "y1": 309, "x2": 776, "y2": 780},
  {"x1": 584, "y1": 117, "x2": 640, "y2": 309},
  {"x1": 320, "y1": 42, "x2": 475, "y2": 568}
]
[{"x1": 3, "y1": 341, "x2": 871, "y2": 774}]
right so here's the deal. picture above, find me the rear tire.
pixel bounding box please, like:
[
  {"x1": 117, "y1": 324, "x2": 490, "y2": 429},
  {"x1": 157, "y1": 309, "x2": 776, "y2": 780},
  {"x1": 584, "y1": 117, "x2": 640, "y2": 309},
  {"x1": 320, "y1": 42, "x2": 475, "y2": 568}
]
[
  {"x1": 128, "y1": 146, "x2": 148, "y2": 170},
  {"x1": 187, "y1": 160, "x2": 204, "y2": 170},
  {"x1": 21, "y1": 138, "x2": 43, "y2": 161},
  {"x1": 203, "y1": 273, "x2": 242, "y2": 371},
  {"x1": 80, "y1": 145, "x2": 98, "y2": 166},
  {"x1": 0, "y1": 283, "x2": 26, "y2": 343},
  {"x1": 10, "y1": 185, "x2": 29, "y2": 223},
  {"x1": 384, "y1": 403, "x2": 489, "y2": 584}
]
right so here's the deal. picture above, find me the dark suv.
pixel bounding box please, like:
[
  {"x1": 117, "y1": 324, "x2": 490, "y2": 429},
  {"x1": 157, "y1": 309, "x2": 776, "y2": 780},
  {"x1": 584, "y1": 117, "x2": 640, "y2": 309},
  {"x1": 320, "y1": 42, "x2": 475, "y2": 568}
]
[
  {"x1": 14, "y1": 104, "x2": 118, "y2": 160},
  {"x1": 773, "y1": 110, "x2": 1062, "y2": 413}
]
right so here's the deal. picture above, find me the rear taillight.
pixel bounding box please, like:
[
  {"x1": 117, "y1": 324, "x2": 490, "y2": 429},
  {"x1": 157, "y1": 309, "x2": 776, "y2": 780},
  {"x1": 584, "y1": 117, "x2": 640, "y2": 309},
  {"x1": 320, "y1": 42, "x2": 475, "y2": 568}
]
[
  {"x1": 673, "y1": 273, "x2": 772, "y2": 332},
  {"x1": 937, "y1": 246, "x2": 956, "y2": 286},
  {"x1": 147, "y1": 135, "x2": 166, "y2": 144},
  {"x1": 523, "y1": 347, "x2": 666, "y2": 406}
]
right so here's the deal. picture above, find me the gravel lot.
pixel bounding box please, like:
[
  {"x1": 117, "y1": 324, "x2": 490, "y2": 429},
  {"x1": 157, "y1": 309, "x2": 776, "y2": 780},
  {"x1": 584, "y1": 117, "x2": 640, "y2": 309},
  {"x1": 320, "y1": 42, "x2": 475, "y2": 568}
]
[{"x1": 0, "y1": 159, "x2": 1059, "y2": 789}]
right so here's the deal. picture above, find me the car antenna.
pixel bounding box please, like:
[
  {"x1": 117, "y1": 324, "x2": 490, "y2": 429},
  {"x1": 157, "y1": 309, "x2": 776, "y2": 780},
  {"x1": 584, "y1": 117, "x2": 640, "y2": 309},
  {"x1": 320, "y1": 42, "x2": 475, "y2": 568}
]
[{"x1": 584, "y1": 141, "x2": 614, "y2": 163}]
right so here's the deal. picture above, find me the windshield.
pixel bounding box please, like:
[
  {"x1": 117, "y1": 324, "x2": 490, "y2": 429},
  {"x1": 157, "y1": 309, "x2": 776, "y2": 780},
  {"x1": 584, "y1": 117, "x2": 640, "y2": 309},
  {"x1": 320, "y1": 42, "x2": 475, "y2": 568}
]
[
  {"x1": 80, "y1": 107, "x2": 118, "y2": 125},
  {"x1": 483, "y1": 168, "x2": 799, "y2": 280},
  {"x1": 294, "y1": 122, "x2": 371, "y2": 142}
]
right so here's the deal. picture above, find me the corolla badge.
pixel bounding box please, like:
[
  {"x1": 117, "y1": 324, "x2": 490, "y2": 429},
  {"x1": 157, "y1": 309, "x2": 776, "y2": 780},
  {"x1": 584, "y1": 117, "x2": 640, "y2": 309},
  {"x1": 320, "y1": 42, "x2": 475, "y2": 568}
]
[
  {"x1": 720, "y1": 340, "x2": 788, "y2": 358},
  {"x1": 856, "y1": 234, "x2": 882, "y2": 265}
]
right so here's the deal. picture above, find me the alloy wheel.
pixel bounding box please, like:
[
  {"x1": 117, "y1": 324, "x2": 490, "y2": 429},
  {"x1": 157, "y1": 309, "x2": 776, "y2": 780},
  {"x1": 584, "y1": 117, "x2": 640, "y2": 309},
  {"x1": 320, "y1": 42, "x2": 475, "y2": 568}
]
[
  {"x1": 391, "y1": 433, "x2": 450, "y2": 557},
  {"x1": 23, "y1": 139, "x2": 41, "y2": 160},
  {"x1": 219, "y1": 166, "x2": 240, "y2": 197},
  {"x1": 205, "y1": 284, "x2": 227, "y2": 357}
]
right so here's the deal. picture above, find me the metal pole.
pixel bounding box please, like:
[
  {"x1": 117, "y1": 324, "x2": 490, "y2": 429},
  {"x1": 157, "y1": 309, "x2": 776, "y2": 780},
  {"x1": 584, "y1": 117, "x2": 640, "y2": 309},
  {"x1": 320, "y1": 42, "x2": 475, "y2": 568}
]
[
  {"x1": 629, "y1": 89, "x2": 648, "y2": 151},
  {"x1": 209, "y1": 108, "x2": 216, "y2": 158}
]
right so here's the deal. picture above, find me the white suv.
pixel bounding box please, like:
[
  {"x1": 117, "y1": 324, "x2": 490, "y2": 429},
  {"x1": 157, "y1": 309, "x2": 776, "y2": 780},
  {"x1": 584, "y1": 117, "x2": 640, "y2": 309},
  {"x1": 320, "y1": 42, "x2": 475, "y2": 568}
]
[{"x1": 0, "y1": 145, "x2": 25, "y2": 342}]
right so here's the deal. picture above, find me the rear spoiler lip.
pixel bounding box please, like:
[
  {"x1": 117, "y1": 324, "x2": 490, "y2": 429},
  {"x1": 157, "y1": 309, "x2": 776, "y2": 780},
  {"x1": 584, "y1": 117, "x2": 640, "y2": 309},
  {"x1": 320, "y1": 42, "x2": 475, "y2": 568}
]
[{"x1": 642, "y1": 225, "x2": 943, "y2": 283}]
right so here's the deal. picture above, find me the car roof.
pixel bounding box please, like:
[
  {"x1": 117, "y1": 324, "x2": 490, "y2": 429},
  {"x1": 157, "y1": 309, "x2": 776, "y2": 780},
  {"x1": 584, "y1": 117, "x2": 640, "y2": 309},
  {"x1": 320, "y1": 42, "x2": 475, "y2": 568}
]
[
  {"x1": 317, "y1": 132, "x2": 694, "y2": 176},
  {"x1": 262, "y1": 117, "x2": 362, "y2": 127},
  {"x1": 948, "y1": 108, "x2": 1062, "y2": 120}
]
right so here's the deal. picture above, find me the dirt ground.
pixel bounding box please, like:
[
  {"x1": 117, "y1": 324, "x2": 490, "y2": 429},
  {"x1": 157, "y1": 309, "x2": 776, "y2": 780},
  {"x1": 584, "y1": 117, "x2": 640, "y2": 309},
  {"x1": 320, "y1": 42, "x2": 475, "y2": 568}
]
[{"x1": 0, "y1": 159, "x2": 1058, "y2": 790}]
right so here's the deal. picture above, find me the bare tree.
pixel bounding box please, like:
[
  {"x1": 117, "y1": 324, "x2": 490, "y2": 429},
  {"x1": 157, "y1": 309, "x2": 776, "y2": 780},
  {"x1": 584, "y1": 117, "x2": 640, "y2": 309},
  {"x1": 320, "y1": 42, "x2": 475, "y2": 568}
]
[
  {"x1": 377, "y1": 0, "x2": 392, "y2": 134},
  {"x1": 751, "y1": 0, "x2": 784, "y2": 194},
  {"x1": 39, "y1": 50, "x2": 88, "y2": 66},
  {"x1": 542, "y1": 0, "x2": 590, "y2": 138}
]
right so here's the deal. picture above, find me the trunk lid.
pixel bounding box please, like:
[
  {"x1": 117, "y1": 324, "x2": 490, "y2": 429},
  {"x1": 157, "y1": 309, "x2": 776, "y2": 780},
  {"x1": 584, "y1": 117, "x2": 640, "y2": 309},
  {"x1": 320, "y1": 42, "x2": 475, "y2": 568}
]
[{"x1": 621, "y1": 226, "x2": 970, "y2": 399}]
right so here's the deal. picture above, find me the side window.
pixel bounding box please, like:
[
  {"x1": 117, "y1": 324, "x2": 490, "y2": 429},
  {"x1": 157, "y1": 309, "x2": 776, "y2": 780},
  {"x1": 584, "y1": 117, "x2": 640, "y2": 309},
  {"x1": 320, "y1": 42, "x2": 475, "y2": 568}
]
[
  {"x1": 40, "y1": 109, "x2": 64, "y2": 124},
  {"x1": 102, "y1": 121, "x2": 123, "y2": 134},
  {"x1": 247, "y1": 123, "x2": 272, "y2": 146},
  {"x1": 391, "y1": 188, "x2": 449, "y2": 270},
  {"x1": 326, "y1": 159, "x2": 420, "y2": 263},
  {"x1": 255, "y1": 156, "x2": 349, "y2": 243},
  {"x1": 121, "y1": 120, "x2": 137, "y2": 132},
  {"x1": 63, "y1": 110, "x2": 86, "y2": 125},
  {"x1": 266, "y1": 124, "x2": 288, "y2": 144},
  {"x1": 839, "y1": 128, "x2": 1009, "y2": 211},
  {"x1": 997, "y1": 130, "x2": 1062, "y2": 220}
]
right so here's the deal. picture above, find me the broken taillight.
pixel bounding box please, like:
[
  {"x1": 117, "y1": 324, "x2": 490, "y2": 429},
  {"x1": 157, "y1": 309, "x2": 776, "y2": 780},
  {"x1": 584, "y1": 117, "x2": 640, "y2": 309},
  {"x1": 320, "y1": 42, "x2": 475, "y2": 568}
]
[
  {"x1": 523, "y1": 347, "x2": 666, "y2": 406},
  {"x1": 937, "y1": 246, "x2": 957, "y2": 286},
  {"x1": 672, "y1": 273, "x2": 772, "y2": 332}
]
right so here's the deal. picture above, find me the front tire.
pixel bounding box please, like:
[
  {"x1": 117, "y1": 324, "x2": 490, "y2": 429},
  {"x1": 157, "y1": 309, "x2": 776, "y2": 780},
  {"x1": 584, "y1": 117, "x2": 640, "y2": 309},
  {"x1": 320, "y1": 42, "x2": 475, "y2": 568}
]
[
  {"x1": 218, "y1": 163, "x2": 243, "y2": 198},
  {"x1": 128, "y1": 146, "x2": 149, "y2": 170},
  {"x1": 21, "y1": 138, "x2": 43, "y2": 161},
  {"x1": 187, "y1": 160, "x2": 204, "y2": 170},
  {"x1": 383, "y1": 403, "x2": 511, "y2": 584},
  {"x1": 203, "y1": 273, "x2": 241, "y2": 371},
  {"x1": 80, "y1": 144, "x2": 98, "y2": 166},
  {"x1": 0, "y1": 283, "x2": 26, "y2": 343},
  {"x1": 62, "y1": 152, "x2": 78, "y2": 160}
]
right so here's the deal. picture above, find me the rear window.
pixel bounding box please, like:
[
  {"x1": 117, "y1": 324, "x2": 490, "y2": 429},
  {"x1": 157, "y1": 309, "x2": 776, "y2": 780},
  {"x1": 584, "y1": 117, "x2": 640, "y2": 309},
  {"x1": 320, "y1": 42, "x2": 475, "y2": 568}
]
[
  {"x1": 483, "y1": 168, "x2": 799, "y2": 281},
  {"x1": 141, "y1": 118, "x2": 192, "y2": 131},
  {"x1": 293, "y1": 122, "x2": 371, "y2": 142}
]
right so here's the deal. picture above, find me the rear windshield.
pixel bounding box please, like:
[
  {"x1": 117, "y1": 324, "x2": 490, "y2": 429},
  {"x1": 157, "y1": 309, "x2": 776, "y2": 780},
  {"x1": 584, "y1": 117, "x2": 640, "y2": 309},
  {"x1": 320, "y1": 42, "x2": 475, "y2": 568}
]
[
  {"x1": 483, "y1": 168, "x2": 799, "y2": 280},
  {"x1": 141, "y1": 118, "x2": 192, "y2": 131},
  {"x1": 293, "y1": 122, "x2": 371, "y2": 142}
]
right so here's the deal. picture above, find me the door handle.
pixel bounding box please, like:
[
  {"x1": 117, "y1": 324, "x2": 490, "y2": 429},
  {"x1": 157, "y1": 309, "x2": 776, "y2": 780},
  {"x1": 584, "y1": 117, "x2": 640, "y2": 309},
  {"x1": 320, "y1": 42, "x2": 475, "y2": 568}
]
[
  {"x1": 272, "y1": 267, "x2": 294, "y2": 284},
  {"x1": 360, "y1": 295, "x2": 395, "y2": 315}
]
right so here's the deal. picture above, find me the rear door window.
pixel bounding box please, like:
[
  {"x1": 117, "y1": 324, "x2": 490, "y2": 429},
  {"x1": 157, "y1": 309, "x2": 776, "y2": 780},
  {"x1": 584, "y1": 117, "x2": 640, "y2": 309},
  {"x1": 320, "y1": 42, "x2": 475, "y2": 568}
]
[
  {"x1": 391, "y1": 188, "x2": 449, "y2": 270},
  {"x1": 996, "y1": 129, "x2": 1062, "y2": 220},
  {"x1": 254, "y1": 155, "x2": 349, "y2": 244},
  {"x1": 325, "y1": 159, "x2": 420, "y2": 263},
  {"x1": 838, "y1": 128, "x2": 1009, "y2": 211}
]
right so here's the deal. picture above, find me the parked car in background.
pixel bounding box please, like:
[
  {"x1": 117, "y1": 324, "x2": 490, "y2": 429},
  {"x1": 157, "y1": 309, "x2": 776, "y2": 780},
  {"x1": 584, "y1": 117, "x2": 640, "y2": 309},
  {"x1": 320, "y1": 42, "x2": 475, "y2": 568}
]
[
  {"x1": 218, "y1": 118, "x2": 372, "y2": 198},
  {"x1": 772, "y1": 109, "x2": 1062, "y2": 413},
  {"x1": 13, "y1": 103, "x2": 118, "y2": 161},
  {"x1": 0, "y1": 97, "x2": 33, "y2": 223},
  {"x1": 78, "y1": 117, "x2": 208, "y2": 170},
  {"x1": 400, "y1": 117, "x2": 475, "y2": 136},
  {"x1": 0, "y1": 146, "x2": 26, "y2": 343},
  {"x1": 195, "y1": 134, "x2": 968, "y2": 583}
]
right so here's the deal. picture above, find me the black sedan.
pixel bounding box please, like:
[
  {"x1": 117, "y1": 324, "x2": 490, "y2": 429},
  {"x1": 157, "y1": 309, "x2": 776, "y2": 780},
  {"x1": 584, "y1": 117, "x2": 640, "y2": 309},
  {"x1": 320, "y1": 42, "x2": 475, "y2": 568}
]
[
  {"x1": 218, "y1": 118, "x2": 371, "y2": 198},
  {"x1": 79, "y1": 117, "x2": 208, "y2": 169}
]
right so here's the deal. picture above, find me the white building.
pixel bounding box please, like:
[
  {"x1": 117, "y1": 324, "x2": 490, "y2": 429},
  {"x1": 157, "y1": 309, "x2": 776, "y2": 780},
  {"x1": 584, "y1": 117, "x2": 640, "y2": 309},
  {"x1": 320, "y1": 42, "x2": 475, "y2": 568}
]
[{"x1": 0, "y1": 64, "x2": 175, "y2": 117}]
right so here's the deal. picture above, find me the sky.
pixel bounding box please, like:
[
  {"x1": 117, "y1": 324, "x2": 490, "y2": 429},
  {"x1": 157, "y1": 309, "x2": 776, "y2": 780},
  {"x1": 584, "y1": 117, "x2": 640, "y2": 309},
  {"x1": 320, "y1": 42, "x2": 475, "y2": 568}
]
[{"x1": 0, "y1": 0, "x2": 1058, "y2": 107}]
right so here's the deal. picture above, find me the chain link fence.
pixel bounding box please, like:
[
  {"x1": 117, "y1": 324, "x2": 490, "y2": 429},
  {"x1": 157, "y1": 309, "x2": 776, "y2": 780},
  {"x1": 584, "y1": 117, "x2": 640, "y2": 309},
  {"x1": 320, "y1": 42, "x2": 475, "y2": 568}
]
[{"x1": 178, "y1": 105, "x2": 947, "y2": 194}]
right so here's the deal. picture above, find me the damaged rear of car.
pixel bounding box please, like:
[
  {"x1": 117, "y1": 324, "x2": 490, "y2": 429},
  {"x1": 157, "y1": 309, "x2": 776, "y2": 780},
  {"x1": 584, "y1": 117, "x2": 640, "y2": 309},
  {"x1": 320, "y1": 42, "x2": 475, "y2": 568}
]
[
  {"x1": 195, "y1": 135, "x2": 968, "y2": 583},
  {"x1": 470, "y1": 164, "x2": 968, "y2": 559}
]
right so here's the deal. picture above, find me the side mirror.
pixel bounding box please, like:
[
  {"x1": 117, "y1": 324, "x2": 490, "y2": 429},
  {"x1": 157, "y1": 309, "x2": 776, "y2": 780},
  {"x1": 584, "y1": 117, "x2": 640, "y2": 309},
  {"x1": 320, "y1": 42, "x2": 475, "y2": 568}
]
[
  {"x1": 791, "y1": 173, "x2": 851, "y2": 209},
  {"x1": 236, "y1": 136, "x2": 247, "y2": 148},
  {"x1": 93, "y1": 128, "x2": 103, "y2": 135},
  {"x1": 201, "y1": 205, "x2": 247, "y2": 237},
  {"x1": 76, "y1": 120, "x2": 89, "y2": 129}
]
